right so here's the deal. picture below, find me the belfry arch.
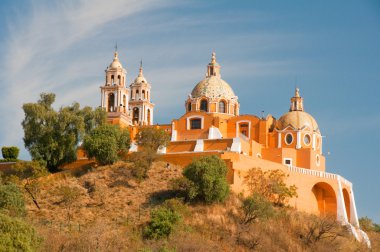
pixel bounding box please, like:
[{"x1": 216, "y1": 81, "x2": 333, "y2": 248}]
[
  {"x1": 312, "y1": 182, "x2": 337, "y2": 218},
  {"x1": 108, "y1": 93, "x2": 115, "y2": 112}
]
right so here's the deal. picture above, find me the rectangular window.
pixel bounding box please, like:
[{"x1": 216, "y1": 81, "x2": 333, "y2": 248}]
[
  {"x1": 284, "y1": 158, "x2": 292, "y2": 166},
  {"x1": 190, "y1": 118, "x2": 202, "y2": 129}
]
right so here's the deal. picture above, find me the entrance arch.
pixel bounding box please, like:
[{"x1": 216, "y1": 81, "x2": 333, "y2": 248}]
[
  {"x1": 312, "y1": 182, "x2": 337, "y2": 218},
  {"x1": 342, "y1": 188, "x2": 351, "y2": 222}
]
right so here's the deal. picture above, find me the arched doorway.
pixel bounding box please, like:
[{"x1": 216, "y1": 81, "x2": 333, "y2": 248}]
[
  {"x1": 108, "y1": 93, "x2": 115, "y2": 112},
  {"x1": 312, "y1": 182, "x2": 337, "y2": 218},
  {"x1": 147, "y1": 109, "x2": 151, "y2": 125},
  {"x1": 133, "y1": 107, "x2": 139, "y2": 125},
  {"x1": 342, "y1": 189, "x2": 351, "y2": 222}
]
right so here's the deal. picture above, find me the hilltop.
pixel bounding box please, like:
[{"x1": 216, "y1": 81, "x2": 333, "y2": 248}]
[{"x1": 18, "y1": 161, "x2": 379, "y2": 251}]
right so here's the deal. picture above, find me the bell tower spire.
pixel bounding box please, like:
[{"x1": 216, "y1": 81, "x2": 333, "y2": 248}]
[
  {"x1": 289, "y1": 87, "x2": 304, "y2": 112},
  {"x1": 206, "y1": 52, "x2": 221, "y2": 78}
]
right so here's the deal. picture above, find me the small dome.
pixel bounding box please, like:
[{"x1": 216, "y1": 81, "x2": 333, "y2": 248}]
[
  {"x1": 191, "y1": 76, "x2": 236, "y2": 99},
  {"x1": 133, "y1": 63, "x2": 147, "y2": 84},
  {"x1": 109, "y1": 52, "x2": 123, "y2": 69},
  {"x1": 277, "y1": 111, "x2": 320, "y2": 133}
]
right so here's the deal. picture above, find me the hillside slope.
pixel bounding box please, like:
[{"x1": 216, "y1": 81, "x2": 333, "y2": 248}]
[{"x1": 24, "y1": 161, "x2": 378, "y2": 252}]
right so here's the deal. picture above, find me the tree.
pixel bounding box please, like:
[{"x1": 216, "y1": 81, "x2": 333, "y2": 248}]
[
  {"x1": 182, "y1": 155, "x2": 230, "y2": 203},
  {"x1": 1, "y1": 146, "x2": 19, "y2": 160},
  {"x1": 0, "y1": 183, "x2": 26, "y2": 217},
  {"x1": 244, "y1": 167, "x2": 297, "y2": 206},
  {"x1": 22, "y1": 93, "x2": 106, "y2": 172},
  {"x1": 0, "y1": 213, "x2": 42, "y2": 252},
  {"x1": 56, "y1": 185, "x2": 81, "y2": 224},
  {"x1": 83, "y1": 124, "x2": 131, "y2": 165},
  {"x1": 241, "y1": 193, "x2": 274, "y2": 224},
  {"x1": 135, "y1": 127, "x2": 170, "y2": 151}
]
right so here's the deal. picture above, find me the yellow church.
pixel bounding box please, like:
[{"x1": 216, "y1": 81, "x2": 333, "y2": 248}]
[{"x1": 97, "y1": 50, "x2": 369, "y2": 244}]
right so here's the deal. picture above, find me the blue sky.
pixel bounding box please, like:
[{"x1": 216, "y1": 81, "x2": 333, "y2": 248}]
[{"x1": 0, "y1": 0, "x2": 379, "y2": 222}]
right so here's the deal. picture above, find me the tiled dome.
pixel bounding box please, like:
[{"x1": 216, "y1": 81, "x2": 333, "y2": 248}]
[{"x1": 191, "y1": 76, "x2": 236, "y2": 99}]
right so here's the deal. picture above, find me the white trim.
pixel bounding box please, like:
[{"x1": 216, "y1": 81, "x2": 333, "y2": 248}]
[
  {"x1": 236, "y1": 120, "x2": 251, "y2": 138},
  {"x1": 285, "y1": 133, "x2": 293, "y2": 145},
  {"x1": 312, "y1": 133, "x2": 316, "y2": 150},
  {"x1": 194, "y1": 139, "x2": 204, "y2": 152},
  {"x1": 277, "y1": 132, "x2": 282, "y2": 148},
  {"x1": 186, "y1": 115, "x2": 204, "y2": 130},
  {"x1": 337, "y1": 176, "x2": 349, "y2": 223},
  {"x1": 296, "y1": 131, "x2": 301, "y2": 149}
]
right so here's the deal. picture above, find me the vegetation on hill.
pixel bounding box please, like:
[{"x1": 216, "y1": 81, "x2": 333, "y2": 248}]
[
  {"x1": 1, "y1": 157, "x2": 378, "y2": 251},
  {"x1": 22, "y1": 93, "x2": 106, "y2": 172},
  {"x1": 1, "y1": 146, "x2": 19, "y2": 162}
]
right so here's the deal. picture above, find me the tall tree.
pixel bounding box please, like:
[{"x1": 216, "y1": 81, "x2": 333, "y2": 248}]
[
  {"x1": 22, "y1": 93, "x2": 106, "y2": 172},
  {"x1": 83, "y1": 124, "x2": 131, "y2": 165}
]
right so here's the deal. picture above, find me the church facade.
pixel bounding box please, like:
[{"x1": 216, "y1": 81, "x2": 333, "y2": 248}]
[{"x1": 99, "y1": 50, "x2": 369, "y2": 244}]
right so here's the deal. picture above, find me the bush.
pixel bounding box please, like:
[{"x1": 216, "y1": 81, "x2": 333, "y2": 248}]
[
  {"x1": 182, "y1": 155, "x2": 229, "y2": 203},
  {"x1": 135, "y1": 127, "x2": 170, "y2": 151},
  {"x1": 359, "y1": 216, "x2": 380, "y2": 232},
  {"x1": 10, "y1": 161, "x2": 49, "y2": 180},
  {"x1": 241, "y1": 193, "x2": 274, "y2": 224},
  {"x1": 244, "y1": 167, "x2": 297, "y2": 206},
  {"x1": 0, "y1": 213, "x2": 42, "y2": 252},
  {"x1": 129, "y1": 149, "x2": 158, "y2": 180},
  {"x1": 143, "y1": 206, "x2": 182, "y2": 239},
  {"x1": 1, "y1": 146, "x2": 19, "y2": 160},
  {"x1": 0, "y1": 183, "x2": 26, "y2": 217},
  {"x1": 83, "y1": 124, "x2": 131, "y2": 165}
]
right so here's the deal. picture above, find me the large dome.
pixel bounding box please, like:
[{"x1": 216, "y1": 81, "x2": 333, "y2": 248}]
[
  {"x1": 191, "y1": 76, "x2": 236, "y2": 99},
  {"x1": 277, "y1": 111, "x2": 319, "y2": 133}
]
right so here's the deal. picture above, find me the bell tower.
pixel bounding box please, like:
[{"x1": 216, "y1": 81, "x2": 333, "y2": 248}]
[
  {"x1": 129, "y1": 61, "x2": 154, "y2": 125},
  {"x1": 100, "y1": 49, "x2": 131, "y2": 127}
]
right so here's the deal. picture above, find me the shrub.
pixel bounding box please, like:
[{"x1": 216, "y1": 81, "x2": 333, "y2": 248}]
[
  {"x1": 10, "y1": 161, "x2": 49, "y2": 179},
  {"x1": 143, "y1": 206, "x2": 182, "y2": 239},
  {"x1": 129, "y1": 150, "x2": 157, "y2": 180},
  {"x1": 1, "y1": 146, "x2": 19, "y2": 160},
  {"x1": 0, "y1": 213, "x2": 42, "y2": 252},
  {"x1": 170, "y1": 177, "x2": 195, "y2": 199},
  {"x1": 241, "y1": 193, "x2": 275, "y2": 224},
  {"x1": 182, "y1": 155, "x2": 229, "y2": 203},
  {"x1": 0, "y1": 183, "x2": 26, "y2": 217},
  {"x1": 56, "y1": 186, "x2": 81, "y2": 223}
]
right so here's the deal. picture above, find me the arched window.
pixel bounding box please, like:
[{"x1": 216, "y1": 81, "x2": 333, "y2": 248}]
[
  {"x1": 200, "y1": 99, "x2": 208, "y2": 112},
  {"x1": 142, "y1": 90, "x2": 146, "y2": 99},
  {"x1": 187, "y1": 102, "x2": 192, "y2": 112},
  {"x1": 133, "y1": 107, "x2": 139, "y2": 124},
  {"x1": 108, "y1": 93, "x2": 115, "y2": 112},
  {"x1": 117, "y1": 75, "x2": 121, "y2": 85},
  {"x1": 147, "y1": 91, "x2": 149, "y2": 100},
  {"x1": 123, "y1": 95, "x2": 126, "y2": 113},
  {"x1": 219, "y1": 101, "x2": 226, "y2": 113},
  {"x1": 147, "y1": 109, "x2": 151, "y2": 125},
  {"x1": 111, "y1": 75, "x2": 114, "y2": 84},
  {"x1": 136, "y1": 90, "x2": 139, "y2": 100}
]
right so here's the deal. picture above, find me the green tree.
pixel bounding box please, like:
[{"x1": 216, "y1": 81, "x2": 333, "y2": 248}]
[
  {"x1": 22, "y1": 93, "x2": 106, "y2": 172},
  {"x1": 241, "y1": 193, "x2": 274, "y2": 224},
  {"x1": 135, "y1": 127, "x2": 170, "y2": 151},
  {"x1": 0, "y1": 183, "x2": 26, "y2": 217},
  {"x1": 0, "y1": 213, "x2": 42, "y2": 252},
  {"x1": 182, "y1": 155, "x2": 230, "y2": 203},
  {"x1": 83, "y1": 124, "x2": 131, "y2": 165},
  {"x1": 1, "y1": 146, "x2": 19, "y2": 160}
]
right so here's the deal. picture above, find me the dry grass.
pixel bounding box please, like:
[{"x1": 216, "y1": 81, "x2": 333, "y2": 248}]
[{"x1": 22, "y1": 161, "x2": 378, "y2": 252}]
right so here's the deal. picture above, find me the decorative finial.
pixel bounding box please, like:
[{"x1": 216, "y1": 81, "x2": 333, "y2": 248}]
[
  {"x1": 115, "y1": 42, "x2": 118, "y2": 52},
  {"x1": 295, "y1": 87, "x2": 300, "y2": 97},
  {"x1": 211, "y1": 52, "x2": 216, "y2": 64},
  {"x1": 138, "y1": 59, "x2": 144, "y2": 77}
]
